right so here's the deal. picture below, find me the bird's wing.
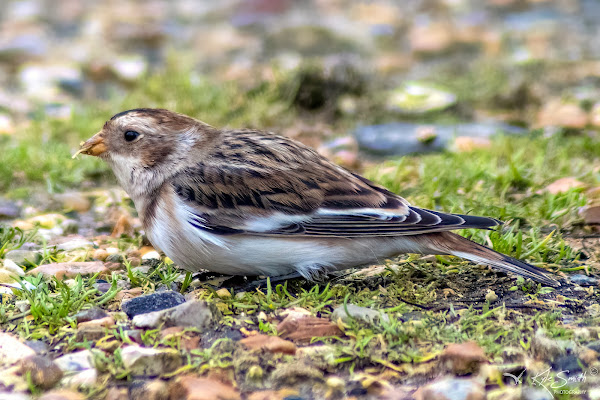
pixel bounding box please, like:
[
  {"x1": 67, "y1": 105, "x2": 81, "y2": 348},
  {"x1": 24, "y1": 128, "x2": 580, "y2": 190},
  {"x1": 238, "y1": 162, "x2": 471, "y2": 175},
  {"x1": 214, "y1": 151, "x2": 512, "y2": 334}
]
[{"x1": 170, "y1": 130, "x2": 500, "y2": 238}]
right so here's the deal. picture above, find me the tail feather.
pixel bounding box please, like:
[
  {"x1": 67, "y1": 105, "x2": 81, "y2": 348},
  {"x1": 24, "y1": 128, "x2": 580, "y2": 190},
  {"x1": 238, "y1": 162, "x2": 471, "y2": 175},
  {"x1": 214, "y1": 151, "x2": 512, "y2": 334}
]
[{"x1": 423, "y1": 232, "x2": 560, "y2": 287}]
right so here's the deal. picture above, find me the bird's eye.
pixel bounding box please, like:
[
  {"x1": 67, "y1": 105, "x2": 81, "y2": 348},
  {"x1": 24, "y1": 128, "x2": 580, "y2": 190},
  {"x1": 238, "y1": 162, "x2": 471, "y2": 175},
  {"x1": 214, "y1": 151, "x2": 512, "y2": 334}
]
[{"x1": 124, "y1": 131, "x2": 140, "y2": 142}]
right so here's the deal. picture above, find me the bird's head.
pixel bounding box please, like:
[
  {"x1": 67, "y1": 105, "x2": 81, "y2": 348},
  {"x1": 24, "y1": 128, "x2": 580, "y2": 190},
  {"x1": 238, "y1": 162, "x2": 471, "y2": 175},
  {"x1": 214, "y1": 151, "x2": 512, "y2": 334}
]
[
  {"x1": 75, "y1": 108, "x2": 213, "y2": 168},
  {"x1": 75, "y1": 108, "x2": 216, "y2": 195}
]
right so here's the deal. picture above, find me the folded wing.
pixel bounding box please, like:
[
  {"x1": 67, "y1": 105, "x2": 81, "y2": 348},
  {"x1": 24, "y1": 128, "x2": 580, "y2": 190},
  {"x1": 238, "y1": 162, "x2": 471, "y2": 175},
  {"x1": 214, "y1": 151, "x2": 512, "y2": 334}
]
[{"x1": 171, "y1": 130, "x2": 500, "y2": 238}]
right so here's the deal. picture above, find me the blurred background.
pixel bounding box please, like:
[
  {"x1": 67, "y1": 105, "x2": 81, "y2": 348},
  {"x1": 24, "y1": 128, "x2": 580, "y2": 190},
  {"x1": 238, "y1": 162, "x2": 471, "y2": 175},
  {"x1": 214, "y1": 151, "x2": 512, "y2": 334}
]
[{"x1": 0, "y1": 0, "x2": 599, "y2": 198}]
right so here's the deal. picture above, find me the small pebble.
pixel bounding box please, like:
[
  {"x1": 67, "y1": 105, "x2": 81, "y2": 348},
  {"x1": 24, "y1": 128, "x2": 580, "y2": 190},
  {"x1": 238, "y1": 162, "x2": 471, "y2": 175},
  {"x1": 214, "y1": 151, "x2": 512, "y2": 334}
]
[
  {"x1": 18, "y1": 355, "x2": 63, "y2": 389},
  {"x1": 121, "y1": 291, "x2": 186, "y2": 318},
  {"x1": 93, "y1": 249, "x2": 109, "y2": 261},
  {"x1": 569, "y1": 274, "x2": 598, "y2": 287},
  {"x1": 216, "y1": 288, "x2": 232, "y2": 298},
  {"x1": 142, "y1": 251, "x2": 161, "y2": 261},
  {"x1": 485, "y1": 289, "x2": 498, "y2": 302},
  {"x1": 106, "y1": 254, "x2": 124, "y2": 263}
]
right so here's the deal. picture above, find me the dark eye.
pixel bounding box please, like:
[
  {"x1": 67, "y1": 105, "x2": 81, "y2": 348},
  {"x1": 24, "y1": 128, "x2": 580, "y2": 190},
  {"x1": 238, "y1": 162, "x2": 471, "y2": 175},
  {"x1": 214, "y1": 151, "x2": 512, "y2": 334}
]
[{"x1": 124, "y1": 130, "x2": 140, "y2": 142}]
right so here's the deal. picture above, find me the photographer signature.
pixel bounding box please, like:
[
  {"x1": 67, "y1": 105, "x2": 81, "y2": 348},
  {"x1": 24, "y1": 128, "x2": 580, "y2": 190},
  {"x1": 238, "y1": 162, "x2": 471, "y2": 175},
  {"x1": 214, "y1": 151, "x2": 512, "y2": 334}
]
[{"x1": 504, "y1": 367, "x2": 597, "y2": 397}]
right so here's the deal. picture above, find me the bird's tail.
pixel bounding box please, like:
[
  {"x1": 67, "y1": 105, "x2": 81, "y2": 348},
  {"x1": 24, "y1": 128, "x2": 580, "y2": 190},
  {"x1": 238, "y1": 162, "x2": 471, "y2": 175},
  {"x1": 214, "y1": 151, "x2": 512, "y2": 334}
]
[{"x1": 421, "y1": 231, "x2": 560, "y2": 287}]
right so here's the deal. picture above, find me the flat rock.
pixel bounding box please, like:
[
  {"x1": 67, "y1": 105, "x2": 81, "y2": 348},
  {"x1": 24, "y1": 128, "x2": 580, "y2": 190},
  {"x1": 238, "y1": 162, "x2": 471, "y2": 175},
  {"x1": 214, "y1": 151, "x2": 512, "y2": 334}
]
[
  {"x1": 414, "y1": 377, "x2": 485, "y2": 400},
  {"x1": 28, "y1": 262, "x2": 108, "y2": 279},
  {"x1": 120, "y1": 346, "x2": 182, "y2": 376},
  {"x1": 331, "y1": 304, "x2": 390, "y2": 323},
  {"x1": 168, "y1": 375, "x2": 241, "y2": 400},
  {"x1": 18, "y1": 355, "x2": 63, "y2": 389},
  {"x1": 122, "y1": 291, "x2": 185, "y2": 318},
  {"x1": 440, "y1": 341, "x2": 488, "y2": 375},
  {"x1": 132, "y1": 300, "x2": 218, "y2": 330},
  {"x1": 240, "y1": 334, "x2": 297, "y2": 355},
  {"x1": 0, "y1": 332, "x2": 36, "y2": 367},
  {"x1": 277, "y1": 315, "x2": 342, "y2": 342}
]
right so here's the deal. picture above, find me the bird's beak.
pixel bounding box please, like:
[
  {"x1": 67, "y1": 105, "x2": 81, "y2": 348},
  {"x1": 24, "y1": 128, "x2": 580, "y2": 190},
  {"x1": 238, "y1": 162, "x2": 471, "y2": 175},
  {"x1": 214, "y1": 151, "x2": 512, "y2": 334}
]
[{"x1": 72, "y1": 132, "x2": 107, "y2": 158}]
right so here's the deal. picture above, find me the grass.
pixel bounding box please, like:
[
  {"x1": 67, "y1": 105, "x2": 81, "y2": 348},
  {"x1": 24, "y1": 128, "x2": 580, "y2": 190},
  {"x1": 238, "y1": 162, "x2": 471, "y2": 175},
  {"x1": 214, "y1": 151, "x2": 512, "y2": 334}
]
[{"x1": 0, "y1": 64, "x2": 598, "y2": 398}]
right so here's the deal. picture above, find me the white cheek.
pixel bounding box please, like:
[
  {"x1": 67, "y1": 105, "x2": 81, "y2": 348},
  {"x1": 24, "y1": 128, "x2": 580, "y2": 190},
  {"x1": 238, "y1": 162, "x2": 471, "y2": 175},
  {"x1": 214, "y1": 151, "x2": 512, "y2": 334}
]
[{"x1": 106, "y1": 153, "x2": 142, "y2": 190}]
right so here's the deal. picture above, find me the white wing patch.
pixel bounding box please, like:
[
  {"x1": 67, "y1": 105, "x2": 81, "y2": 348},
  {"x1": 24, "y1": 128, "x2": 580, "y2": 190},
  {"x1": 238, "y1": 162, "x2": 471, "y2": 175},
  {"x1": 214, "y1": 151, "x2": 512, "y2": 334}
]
[
  {"x1": 243, "y1": 212, "x2": 309, "y2": 232},
  {"x1": 316, "y1": 207, "x2": 414, "y2": 221}
]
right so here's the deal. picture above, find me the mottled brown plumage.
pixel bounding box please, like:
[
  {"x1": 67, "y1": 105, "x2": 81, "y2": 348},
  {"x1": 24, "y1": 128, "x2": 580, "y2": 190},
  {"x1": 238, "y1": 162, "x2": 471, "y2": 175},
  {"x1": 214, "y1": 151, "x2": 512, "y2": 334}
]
[{"x1": 76, "y1": 108, "x2": 559, "y2": 287}]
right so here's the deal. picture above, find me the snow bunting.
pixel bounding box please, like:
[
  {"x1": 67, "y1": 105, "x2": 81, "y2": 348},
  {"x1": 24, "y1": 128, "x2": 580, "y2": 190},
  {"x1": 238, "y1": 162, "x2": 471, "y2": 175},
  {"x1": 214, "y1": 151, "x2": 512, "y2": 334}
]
[{"x1": 76, "y1": 108, "x2": 559, "y2": 287}]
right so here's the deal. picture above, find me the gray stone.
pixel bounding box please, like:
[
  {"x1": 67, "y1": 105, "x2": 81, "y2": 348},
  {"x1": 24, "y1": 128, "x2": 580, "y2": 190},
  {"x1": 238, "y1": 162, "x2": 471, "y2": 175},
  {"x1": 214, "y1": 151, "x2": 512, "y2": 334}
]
[
  {"x1": 551, "y1": 354, "x2": 582, "y2": 373},
  {"x1": 120, "y1": 346, "x2": 181, "y2": 377},
  {"x1": 331, "y1": 304, "x2": 390, "y2": 323},
  {"x1": 569, "y1": 274, "x2": 598, "y2": 286},
  {"x1": 531, "y1": 329, "x2": 575, "y2": 361},
  {"x1": 122, "y1": 291, "x2": 186, "y2": 318},
  {"x1": 587, "y1": 340, "x2": 600, "y2": 353},
  {"x1": 354, "y1": 122, "x2": 526, "y2": 157},
  {"x1": 74, "y1": 307, "x2": 109, "y2": 323},
  {"x1": 24, "y1": 340, "x2": 48, "y2": 355},
  {"x1": 4, "y1": 249, "x2": 41, "y2": 267},
  {"x1": 132, "y1": 300, "x2": 219, "y2": 330},
  {"x1": 106, "y1": 254, "x2": 124, "y2": 263},
  {"x1": 0, "y1": 199, "x2": 21, "y2": 219}
]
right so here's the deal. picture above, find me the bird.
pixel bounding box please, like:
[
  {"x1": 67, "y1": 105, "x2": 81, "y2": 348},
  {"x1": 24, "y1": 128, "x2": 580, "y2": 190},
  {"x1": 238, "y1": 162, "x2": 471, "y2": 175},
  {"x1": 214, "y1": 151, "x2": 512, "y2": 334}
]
[{"x1": 74, "y1": 108, "x2": 559, "y2": 287}]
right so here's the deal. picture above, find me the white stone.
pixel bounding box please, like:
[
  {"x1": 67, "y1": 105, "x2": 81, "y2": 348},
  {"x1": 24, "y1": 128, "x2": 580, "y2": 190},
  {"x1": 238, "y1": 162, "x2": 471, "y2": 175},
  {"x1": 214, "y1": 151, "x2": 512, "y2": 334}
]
[
  {"x1": 112, "y1": 58, "x2": 147, "y2": 81},
  {"x1": 0, "y1": 333, "x2": 35, "y2": 367},
  {"x1": 61, "y1": 368, "x2": 98, "y2": 388},
  {"x1": 54, "y1": 350, "x2": 94, "y2": 372},
  {"x1": 331, "y1": 304, "x2": 390, "y2": 323},
  {"x1": 2, "y1": 259, "x2": 24, "y2": 276},
  {"x1": 141, "y1": 251, "x2": 161, "y2": 261},
  {"x1": 56, "y1": 238, "x2": 94, "y2": 252}
]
